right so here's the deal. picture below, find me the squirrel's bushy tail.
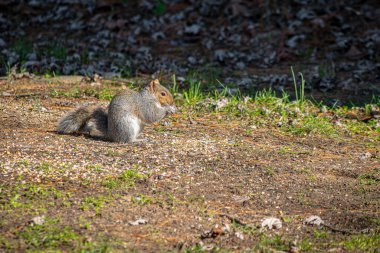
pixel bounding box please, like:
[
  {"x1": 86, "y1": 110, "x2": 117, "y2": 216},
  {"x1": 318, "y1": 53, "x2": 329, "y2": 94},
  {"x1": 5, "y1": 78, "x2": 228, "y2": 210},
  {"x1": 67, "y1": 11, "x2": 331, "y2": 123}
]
[{"x1": 57, "y1": 106, "x2": 108, "y2": 135}]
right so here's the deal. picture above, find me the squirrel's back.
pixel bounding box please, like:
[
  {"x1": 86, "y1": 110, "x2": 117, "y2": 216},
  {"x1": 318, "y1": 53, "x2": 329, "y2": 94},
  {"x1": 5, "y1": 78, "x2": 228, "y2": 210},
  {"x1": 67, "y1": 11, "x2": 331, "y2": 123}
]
[{"x1": 108, "y1": 89, "x2": 139, "y2": 115}]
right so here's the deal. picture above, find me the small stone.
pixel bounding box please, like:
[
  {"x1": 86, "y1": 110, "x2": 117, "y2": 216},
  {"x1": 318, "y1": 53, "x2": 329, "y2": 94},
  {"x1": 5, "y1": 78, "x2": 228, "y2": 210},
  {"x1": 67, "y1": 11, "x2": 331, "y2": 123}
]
[
  {"x1": 201, "y1": 244, "x2": 215, "y2": 251},
  {"x1": 102, "y1": 72, "x2": 121, "y2": 79},
  {"x1": 177, "y1": 76, "x2": 186, "y2": 82},
  {"x1": 187, "y1": 56, "x2": 197, "y2": 65},
  {"x1": 290, "y1": 245, "x2": 300, "y2": 253},
  {"x1": 359, "y1": 152, "x2": 372, "y2": 160},
  {"x1": 128, "y1": 218, "x2": 148, "y2": 226},
  {"x1": 235, "y1": 231, "x2": 244, "y2": 240},
  {"x1": 39, "y1": 107, "x2": 49, "y2": 112},
  {"x1": 0, "y1": 38, "x2": 6, "y2": 47},
  {"x1": 303, "y1": 215, "x2": 324, "y2": 226},
  {"x1": 27, "y1": 53, "x2": 37, "y2": 61},
  {"x1": 261, "y1": 217, "x2": 282, "y2": 229},
  {"x1": 30, "y1": 215, "x2": 46, "y2": 226},
  {"x1": 222, "y1": 223, "x2": 230, "y2": 233},
  {"x1": 345, "y1": 45, "x2": 362, "y2": 58},
  {"x1": 318, "y1": 77, "x2": 335, "y2": 92},
  {"x1": 232, "y1": 195, "x2": 250, "y2": 204},
  {"x1": 236, "y1": 61, "x2": 245, "y2": 69},
  {"x1": 293, "y1": 107, "x2": 301, "y2": 115},
  {"x1": 296, "y1": 8, "x2": 316, "y2": 20},
  {"x1": 214, "y1": 49, "x2": 226, "y2": 62},
  {"x1": 328, "y1": 247, "x2": 345, "y2": 252},
  {"x1": 216, "y1": 98, "x2": 229, "y2": 109},
  {"x1": 184, "y1": 24, "x2": 201, "y2": 35},
  {"x1": 152, "y1": 31, "x2": 165, "y2": 40},
  {"x1": 333, "y1": 120, "x2": 343, "y2": 127},
  {"x1": 286, "y1": 35, "x2": 306, "y2": 48}
]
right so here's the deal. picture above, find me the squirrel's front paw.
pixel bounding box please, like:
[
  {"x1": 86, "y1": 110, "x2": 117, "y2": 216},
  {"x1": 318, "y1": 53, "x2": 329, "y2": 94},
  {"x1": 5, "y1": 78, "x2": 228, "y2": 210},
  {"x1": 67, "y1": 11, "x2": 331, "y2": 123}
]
[{"x1": 166, "y1": 105, "x2": 177, "y2": 115}]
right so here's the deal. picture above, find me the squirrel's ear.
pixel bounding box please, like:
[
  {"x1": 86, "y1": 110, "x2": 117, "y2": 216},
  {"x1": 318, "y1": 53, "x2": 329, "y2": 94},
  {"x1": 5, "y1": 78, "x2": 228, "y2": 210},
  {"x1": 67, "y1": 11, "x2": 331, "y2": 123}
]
[{"x1": 149, "y1": 79, "x2": 160, "y2": 92}]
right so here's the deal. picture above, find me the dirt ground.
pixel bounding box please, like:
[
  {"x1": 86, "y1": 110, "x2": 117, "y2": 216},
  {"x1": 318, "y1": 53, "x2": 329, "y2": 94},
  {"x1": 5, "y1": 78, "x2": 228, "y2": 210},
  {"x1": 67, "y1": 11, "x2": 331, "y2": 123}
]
[{"x1": 0, "y1": 78, "x2": 379, "y2": 252}]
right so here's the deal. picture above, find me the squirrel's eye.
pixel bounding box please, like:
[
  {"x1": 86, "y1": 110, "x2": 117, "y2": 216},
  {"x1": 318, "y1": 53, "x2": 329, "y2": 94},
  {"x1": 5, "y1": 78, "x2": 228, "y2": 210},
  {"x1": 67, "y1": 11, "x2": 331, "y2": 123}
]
[{"x1": 161, "y1": 92, "x2": 166, "y2": 96}]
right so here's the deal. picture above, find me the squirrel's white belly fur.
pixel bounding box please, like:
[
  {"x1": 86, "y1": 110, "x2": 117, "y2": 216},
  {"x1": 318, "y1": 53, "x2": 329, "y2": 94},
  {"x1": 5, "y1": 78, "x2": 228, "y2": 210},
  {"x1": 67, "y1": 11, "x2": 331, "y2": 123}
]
[
  {"x1": 129, "y1": 115, "x2": 142, "y2": 140},
  {"x1": 108, "y1": 114, "x2": 142, "y2": 143}
]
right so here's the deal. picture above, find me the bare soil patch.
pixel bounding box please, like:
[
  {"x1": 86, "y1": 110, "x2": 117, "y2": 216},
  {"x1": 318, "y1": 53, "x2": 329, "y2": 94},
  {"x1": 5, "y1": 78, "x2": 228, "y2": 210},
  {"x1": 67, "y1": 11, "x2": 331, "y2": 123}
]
[{"x1": 0, "y1": 78, "x2": 379, "y2": 252}]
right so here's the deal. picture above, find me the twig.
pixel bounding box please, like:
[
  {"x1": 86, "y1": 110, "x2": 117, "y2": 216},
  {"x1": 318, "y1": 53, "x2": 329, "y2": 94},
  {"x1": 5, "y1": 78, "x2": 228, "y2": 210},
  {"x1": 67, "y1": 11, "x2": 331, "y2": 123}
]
[
  {"x1": 322, "y1": 223, "x2": 375, "y2": 235},
  {"x1": 1, "y1": 93, "x2": 42, "y2": 98},
  {"x1": 218, "y1": 214, "x2": 247, "y2": 226}
]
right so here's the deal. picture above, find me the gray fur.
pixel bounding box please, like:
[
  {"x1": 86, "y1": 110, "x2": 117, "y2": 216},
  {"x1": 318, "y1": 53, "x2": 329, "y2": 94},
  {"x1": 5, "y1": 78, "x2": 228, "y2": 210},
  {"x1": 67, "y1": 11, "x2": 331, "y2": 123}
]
[
  {"x1": 107, "y1": 113, "x2": 142, "y2": 143},
  {"x1": 107, "y1": 87, "x2": 174, "y2": 143},
  {"x1": 57, "y1": 84, "x2": 176, "y2": 143},
  {"x1": 107, "y1": 89, "x2": 145, "y2": 142}
]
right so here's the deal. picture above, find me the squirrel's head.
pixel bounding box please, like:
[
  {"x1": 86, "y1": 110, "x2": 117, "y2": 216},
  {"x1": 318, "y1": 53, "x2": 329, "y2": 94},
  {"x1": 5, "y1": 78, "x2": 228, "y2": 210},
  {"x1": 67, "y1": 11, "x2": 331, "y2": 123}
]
[{"x1": 149, "y1": 79, "x2": 175, "y2": 106}]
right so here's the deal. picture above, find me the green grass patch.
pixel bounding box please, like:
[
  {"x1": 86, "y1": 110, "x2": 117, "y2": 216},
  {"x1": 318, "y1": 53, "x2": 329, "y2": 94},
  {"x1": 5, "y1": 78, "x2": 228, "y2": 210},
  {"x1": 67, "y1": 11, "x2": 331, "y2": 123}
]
[
  {"x1": 183, "y1": 79, "x2": 203, "y2": 106},
  {"x1": 105, "y1": 149, "x2": 121, "y2": 157},
  {"x1": 358, "y1": 174, "x2": 380, "y2": 186},
  {"x1": 346, "y1": 119, "x2": 380, "y2": 140},
  {"x1": 342, "y1": 234, "x2": 380, "y2": 251},
  {"x1": 153, "y1": 0, "x2": 166, "y2": 15},
  {"x1": 81, "y1": 195, "x2": 113, "y2": 215},
  {"x1": 132, "y1": 194, "x2": 154, "y2": 205},
  {"x1": 119, "y1": 168, "x2": 146, "y2": 181},
  {"x1": 0, "y1": 234, "x2": 14, "y2": 252},
  {"x1": 297, "y1": 238, "x2": 313, "y2": 252},
  {"x1": 46, "y1": 43, "x2": 67, "y2": 61},
  {"x1": 1, "y1": 183, "x2": 65, "y2": 210},
  {"x1": 77, "y1": 240, "x2": 110, "y2": 253},
  {"x1": 13, "y1": 38, "x2": 33, "y2": 62},
  {"x1": 279, "y1": 146, "x2": 311, "y2": 155},
  {"x1": 14, "y1": 217, "x2": 112, "y2": 252},
  {"x1": 283, "y1": 115, "x2": 337, "y2": 136},
  {"x1": 230, "y1": 219, "x2": 257, "y2": 235},
  {"x1": 86, "y1": 164, "x2": 104, "y2": 172},
  {"x1": 183, "y1": 243, "x2": 219, "y2": 252},
  {"x1": 291, "y1": 66, "x2": 305, "y2": 105},
  {"x1": 102, "y1": 168, "x2": 146, "y2": 189},
  {"x1": 313, "y1": 229, "x2": 328, "y2": 239},
  {"x1": 35, "y1": 161, "x2": 54, "y2": 173},
  {"x1": 174, "y1": 68, "x2": 378, "y2": 139},
  {"x1": 17, "y1": 217, "x2": 78, "y2": 249},
  {"x1": 255, "y1": 234, "x2": 289, "y2": 252},
  {"x1": 96, "y1": 88, "x2": 115, "y2": 101},
  {"x1": 102, "y1": 178, "x2": 119, "y2": 189}
]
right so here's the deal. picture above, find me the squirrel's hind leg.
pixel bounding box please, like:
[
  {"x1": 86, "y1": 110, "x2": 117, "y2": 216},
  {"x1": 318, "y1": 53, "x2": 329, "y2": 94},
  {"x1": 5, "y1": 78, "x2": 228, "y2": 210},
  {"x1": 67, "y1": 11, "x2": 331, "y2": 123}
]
[{"x1": 84, "y1": 108, "x2": 108, "y2": 137}]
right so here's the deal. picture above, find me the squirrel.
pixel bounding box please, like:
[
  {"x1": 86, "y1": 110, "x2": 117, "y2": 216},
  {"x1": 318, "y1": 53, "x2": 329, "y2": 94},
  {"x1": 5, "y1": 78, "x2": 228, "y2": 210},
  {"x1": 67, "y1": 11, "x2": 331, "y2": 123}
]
[{"x1": 56, "y1": 79, "x2": 176, "y2": 143}]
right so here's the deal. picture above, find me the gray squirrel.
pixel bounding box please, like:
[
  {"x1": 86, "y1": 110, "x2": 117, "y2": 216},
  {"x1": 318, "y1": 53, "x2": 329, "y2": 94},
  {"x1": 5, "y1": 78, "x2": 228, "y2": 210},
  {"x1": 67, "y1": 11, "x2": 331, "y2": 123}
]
[{"x1": 57, "y1": 79, "x2": 176, "y2": 143}]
